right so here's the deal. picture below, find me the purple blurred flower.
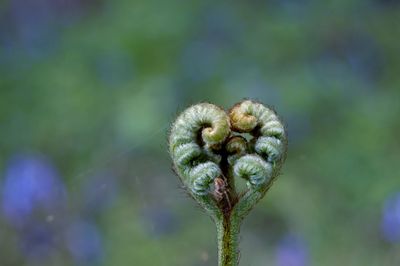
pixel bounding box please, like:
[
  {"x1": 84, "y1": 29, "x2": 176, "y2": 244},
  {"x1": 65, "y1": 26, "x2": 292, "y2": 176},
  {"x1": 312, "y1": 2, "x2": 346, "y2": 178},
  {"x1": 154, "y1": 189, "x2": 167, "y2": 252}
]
[
  {"x1": 275, "y1": 234, "x2": 309, "y2": 266},
  {"x1": 4, "y1": 0, "x2": 60, "y2": 57},
  {"x1": 66, "y1": 220, "x2": 103, "y2": 265},
  {"x1": 381, "y1": 192, "x2": 400, "y2": 243},
  {"x1": 19, "y1": 223, "x2": 58, "y2": 262},
  {"x1": 2, "y1": 154, "x2": 66, "y2": 227}
]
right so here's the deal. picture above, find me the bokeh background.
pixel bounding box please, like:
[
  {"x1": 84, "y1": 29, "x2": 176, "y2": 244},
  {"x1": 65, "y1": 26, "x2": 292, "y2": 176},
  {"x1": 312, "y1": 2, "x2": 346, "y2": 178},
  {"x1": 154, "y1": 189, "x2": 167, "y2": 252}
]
[{"x1": 1, "y1": 0, "x2": 400, "y2": 265}]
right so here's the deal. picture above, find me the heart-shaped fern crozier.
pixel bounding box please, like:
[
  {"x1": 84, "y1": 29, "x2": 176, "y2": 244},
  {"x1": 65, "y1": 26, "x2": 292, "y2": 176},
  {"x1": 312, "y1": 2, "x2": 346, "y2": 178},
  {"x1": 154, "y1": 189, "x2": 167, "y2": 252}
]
[{"x1": 169, "y1": 100, "x2": 287, "y2": 266}]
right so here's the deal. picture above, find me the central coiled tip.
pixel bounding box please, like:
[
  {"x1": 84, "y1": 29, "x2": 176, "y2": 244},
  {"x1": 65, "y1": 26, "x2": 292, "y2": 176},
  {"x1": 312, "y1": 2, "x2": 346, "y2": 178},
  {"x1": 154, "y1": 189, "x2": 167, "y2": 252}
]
[{"x1": 226, "y1": 136, "x2": 248, "y2": 154}]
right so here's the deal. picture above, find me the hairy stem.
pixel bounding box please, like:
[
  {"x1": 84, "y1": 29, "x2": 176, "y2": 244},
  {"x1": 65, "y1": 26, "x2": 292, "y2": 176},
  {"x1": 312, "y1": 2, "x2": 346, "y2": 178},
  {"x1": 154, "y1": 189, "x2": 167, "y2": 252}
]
[{"x1": 216, "y1": 214, "x2": 241, "y2": 266}]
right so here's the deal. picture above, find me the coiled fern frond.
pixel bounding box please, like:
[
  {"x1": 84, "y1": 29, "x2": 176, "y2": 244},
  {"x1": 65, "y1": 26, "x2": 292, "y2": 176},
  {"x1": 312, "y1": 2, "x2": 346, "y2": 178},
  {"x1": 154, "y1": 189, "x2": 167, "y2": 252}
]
[{"x1": 169, "y1": 100, "x2": 287, "y2": 266}]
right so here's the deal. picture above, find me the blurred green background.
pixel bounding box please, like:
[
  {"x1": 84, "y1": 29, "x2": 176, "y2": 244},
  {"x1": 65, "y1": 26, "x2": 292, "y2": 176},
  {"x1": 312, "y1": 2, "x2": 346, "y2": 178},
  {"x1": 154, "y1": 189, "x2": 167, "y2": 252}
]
[{"x1": 1, "y1": 0, "x2": 400, "y2": 265}]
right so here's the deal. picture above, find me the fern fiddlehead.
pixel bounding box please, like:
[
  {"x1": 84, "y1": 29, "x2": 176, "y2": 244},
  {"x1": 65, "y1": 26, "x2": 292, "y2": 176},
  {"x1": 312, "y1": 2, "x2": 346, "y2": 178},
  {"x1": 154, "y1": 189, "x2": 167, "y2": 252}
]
[{"x1": 169, "y1": 100, "x2": 287, "y2": 266}]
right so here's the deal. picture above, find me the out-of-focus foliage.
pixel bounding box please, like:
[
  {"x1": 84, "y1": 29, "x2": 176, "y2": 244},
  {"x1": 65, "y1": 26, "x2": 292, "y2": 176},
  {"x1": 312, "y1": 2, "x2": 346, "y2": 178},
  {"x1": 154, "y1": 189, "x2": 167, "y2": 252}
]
[{"x1": 0, "y1": 0, "x2": 399, "y2": 265}]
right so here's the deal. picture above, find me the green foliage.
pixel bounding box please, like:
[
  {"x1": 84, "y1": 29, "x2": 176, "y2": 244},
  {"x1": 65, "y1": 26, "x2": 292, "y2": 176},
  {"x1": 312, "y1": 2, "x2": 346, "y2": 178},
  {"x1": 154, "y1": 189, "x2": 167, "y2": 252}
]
[{"x1": 1, "y1": 0, "x2": 400, "y2": 265}]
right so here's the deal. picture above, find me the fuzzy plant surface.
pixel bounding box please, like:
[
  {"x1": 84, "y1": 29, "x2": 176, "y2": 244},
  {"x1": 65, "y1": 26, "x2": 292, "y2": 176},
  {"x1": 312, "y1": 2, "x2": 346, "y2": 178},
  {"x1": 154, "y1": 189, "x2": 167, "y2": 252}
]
[{"x1": 169, "y1": 100, "x2": 287, "y2": 266}]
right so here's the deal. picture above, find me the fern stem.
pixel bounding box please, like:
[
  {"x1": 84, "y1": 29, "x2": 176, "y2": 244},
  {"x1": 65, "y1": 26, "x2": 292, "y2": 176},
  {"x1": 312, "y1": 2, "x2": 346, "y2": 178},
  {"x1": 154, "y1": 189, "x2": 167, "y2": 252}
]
[{"x1": 216, "y1": 215, "x2": 241, "y2": 266}]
